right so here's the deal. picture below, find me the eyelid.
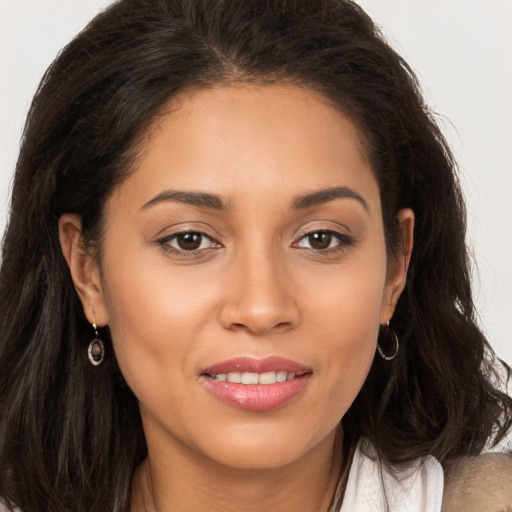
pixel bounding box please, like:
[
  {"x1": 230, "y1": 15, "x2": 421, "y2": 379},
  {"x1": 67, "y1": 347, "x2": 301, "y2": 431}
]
[
  {"x1": 152, "y1": 220, "x2": 223, "y2": 240},
  {"x1": 166, "y1": 231, "x2": 217, "y2": 247},
  {"x1": 294, "y1": 230, "x2": 350, "y2": 245},
  {"x1": 291, "y1": 225, "x2": 354, "y2": 252},
  {"x1": 156, "y1": 228, "x2": 223, "y2": 258},
  {"x1": 292, "y1": 221, "x2": 351, "y2": 241}
]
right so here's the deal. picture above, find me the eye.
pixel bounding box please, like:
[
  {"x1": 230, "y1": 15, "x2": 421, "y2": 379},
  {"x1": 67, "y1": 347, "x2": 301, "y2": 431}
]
[
  {"x1": 294, "y1": 230, "x2": 351, "y2": 251},
  {"x1": 159, "y1": 231, "x2": 219, "y2": 253}
]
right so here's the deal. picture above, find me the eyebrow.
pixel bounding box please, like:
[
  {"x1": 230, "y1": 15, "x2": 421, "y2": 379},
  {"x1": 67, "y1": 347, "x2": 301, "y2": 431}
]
[
  {"x1": 291, "y1": 186, "x2": 369, "y2": 211},
  {"x1": 140, "y1": 186, "x2": 368, "y2": 213},
  {"x1": 141, "y1": 190, "x2": 229, "y2": 211}
]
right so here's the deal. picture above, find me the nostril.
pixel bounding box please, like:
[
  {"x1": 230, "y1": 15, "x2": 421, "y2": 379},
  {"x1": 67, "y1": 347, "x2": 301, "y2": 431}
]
[
  {"x1": 219, "y1": 295, "x2": 300, "y2": 334},
  {"x1": 227, "y1": 320, "x2": 291, "y2": 334}
]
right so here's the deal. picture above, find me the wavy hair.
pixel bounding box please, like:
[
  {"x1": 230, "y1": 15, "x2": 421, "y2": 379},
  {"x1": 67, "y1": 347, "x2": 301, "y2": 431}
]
[{"x1": 1, "y1": 0, "x2": 510, "y2": 510}]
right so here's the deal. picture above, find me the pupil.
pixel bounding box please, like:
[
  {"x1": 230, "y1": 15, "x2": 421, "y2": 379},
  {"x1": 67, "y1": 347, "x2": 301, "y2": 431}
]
[
  {"x1": 309, "y1": 232, "x2": 331, "y2": 250},
  {"x1": 177, "y1": 233, "x2": 202, "y2": 250}
]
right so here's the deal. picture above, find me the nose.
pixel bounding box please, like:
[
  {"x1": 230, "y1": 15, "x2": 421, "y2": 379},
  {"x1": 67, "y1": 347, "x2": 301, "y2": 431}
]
[{"x1": 219, "y1": 245, "x2": 300, "y2": 335}]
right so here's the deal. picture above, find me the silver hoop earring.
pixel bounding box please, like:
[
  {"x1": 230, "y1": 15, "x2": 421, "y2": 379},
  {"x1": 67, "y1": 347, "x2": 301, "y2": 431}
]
[
  {"x1": 88, "y1": 321, "x2": 105, "y2": 366},
  {"x1": 377, "y1": 321, "x2": 399, "y2": 361}
]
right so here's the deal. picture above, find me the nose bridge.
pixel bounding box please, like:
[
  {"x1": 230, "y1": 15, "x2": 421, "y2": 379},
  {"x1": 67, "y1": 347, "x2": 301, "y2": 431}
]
[{"x1": 220, "y1": 235, "x2": 298, "y2": 334}]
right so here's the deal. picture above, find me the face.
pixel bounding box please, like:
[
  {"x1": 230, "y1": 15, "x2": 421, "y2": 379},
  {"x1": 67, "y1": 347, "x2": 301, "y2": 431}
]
[{"x1": 64, "y1": 85, "x2": 411, "y2": 471}]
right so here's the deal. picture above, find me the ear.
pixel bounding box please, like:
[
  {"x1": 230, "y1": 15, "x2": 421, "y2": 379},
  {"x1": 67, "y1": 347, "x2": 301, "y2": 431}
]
[
  {"x1": 380, "y1": 208, "x2": 414, "y2": 324},
  {"x1": 58, "y1": 214, "x2": 109, "y2": 327}
]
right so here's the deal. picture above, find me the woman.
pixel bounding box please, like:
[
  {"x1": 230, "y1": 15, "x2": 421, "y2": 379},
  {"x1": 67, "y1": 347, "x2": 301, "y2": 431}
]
[{"x1": 0, "y1": 1, "x2": 510, "y2": 511}]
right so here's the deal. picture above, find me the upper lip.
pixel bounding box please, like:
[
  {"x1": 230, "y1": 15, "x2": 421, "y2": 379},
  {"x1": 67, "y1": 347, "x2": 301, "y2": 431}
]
[{"x1": 201, "y1": 356, "x2": 312, "y2": 376}]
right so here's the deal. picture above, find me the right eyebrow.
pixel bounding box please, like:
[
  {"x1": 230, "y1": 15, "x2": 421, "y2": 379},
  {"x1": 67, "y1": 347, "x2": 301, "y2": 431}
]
[{"x1": 140, "y1": 190, "x2": 230, "y2": 211}]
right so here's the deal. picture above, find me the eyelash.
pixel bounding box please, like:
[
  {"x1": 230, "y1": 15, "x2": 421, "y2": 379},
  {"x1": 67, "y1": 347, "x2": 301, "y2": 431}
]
[
  {"x1": 292, "y1": 229, "x2": 353, "y2": 253},
  {"x1": 157, "y1": 228, "x2": 352, "y2": 258},
  {"x1": 157, "y1": 231, "x2": 221, "y2": 258}
]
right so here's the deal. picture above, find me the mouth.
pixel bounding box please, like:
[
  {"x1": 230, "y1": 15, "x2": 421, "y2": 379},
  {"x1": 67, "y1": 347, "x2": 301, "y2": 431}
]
[
  {"x1": 201, "y1": 357, "x2": 312, "y2": 411},
  {"x1": 208, "y1": 370, "x2": 301, "y2": 385}
]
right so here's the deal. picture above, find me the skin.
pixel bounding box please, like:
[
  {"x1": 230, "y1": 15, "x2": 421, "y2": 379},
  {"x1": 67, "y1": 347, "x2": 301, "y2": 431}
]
[{"x1": 60, "y1": 84, "x2": 414, "y2": 512}]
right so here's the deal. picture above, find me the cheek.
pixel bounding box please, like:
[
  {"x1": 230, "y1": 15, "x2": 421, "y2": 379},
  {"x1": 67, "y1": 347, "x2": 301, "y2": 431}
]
[
  {"x1": 319, "y1": 314, "x2": 378, "y2": 414},
  {"x1": 303, "y1": 255, "x2": 387, "y2": 406},
  {"x1": 99, "y1": 250, "x2": 218, "y2": 399},
  {"x1": 305, "y1": 247, "x2": 387, "y2": 336}
]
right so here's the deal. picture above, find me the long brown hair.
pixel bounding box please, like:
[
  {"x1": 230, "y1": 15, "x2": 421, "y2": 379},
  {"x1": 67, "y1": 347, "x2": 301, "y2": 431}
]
[{"x1": 1, "y1": 1, "x2": 510, "y2": 510}]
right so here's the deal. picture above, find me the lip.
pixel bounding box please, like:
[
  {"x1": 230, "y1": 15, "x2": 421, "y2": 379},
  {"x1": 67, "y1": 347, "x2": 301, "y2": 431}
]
[
  {"x1": 202, "y1": 356, "x2": 311, "y2": 376},
  {"x1": 201, "y1": 356, "x2": 312, "y2": 411}
]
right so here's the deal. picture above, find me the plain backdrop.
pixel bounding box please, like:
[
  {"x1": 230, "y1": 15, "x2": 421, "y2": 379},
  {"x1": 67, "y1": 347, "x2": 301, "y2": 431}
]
[{"x1": 1, "y1": 0, "x2": 511, "y2": 367}]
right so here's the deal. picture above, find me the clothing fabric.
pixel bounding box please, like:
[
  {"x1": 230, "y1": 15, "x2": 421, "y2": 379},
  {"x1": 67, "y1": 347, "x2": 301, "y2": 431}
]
[{"x1": 330, "y1": 438, "x2": 444, "y2": 512}]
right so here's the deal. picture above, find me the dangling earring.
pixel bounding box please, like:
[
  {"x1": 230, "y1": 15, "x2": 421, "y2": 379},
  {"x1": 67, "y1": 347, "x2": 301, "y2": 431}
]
[
  {"x1": 88, "y1": 320, "x2": 105, "y2": 366},
  {"x1": 377, "y1": 321, "x2": 399, "y2": 361}
]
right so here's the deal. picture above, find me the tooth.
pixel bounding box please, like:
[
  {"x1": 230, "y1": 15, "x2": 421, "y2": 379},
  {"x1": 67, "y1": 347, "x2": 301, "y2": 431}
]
[
  {"x1": 276, "y1": 371, "x2": 287, "y2": 383},
  {"x1": 259, "y1": 371, "x2": 277, "y2": 384},
  {"x1": 214, "y1": 371, "x2": 300, "y2": 385},
  {"x1": 241, "y1": 372, "x2": 259, "y2": 384},
  {"x1": 227, "y1": 372, "x2": 242, "y2": 383}
]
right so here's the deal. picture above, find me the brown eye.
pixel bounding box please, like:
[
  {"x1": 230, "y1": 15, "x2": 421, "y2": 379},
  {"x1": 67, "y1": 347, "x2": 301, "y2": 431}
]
[
  {"x1": 293, "y1": 230, "x2": 352, "y2": 252},
  {"x1": 307, "y1": 232, "x2": 332, "y2": 250},
  {"x1": 159, "y1": 231, "x2": 219, "y2": 254},
  {"x1": 175, "y1": 232, "x2": 204, "y2": 251}
]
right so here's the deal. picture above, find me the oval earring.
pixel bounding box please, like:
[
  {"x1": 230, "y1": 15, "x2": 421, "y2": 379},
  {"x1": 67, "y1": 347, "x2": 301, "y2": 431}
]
[
  {"x1": 88, "y1": 321, "x2": 105, "y2": 366},
  {"x1": 377, "y1": 321, "x2": 399, "y2": 361}
]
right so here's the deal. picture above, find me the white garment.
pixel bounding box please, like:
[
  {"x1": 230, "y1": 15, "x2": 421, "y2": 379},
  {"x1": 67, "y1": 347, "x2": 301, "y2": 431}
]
[{"x1": 331, "y1": 438, "x2": 444, "y2": 512}]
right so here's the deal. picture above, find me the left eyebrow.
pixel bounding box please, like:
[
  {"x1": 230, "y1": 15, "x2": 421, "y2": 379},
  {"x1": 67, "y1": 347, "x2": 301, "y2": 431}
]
[{"x1": 291, "y1": 186, "x2": 369, "y2": 212}]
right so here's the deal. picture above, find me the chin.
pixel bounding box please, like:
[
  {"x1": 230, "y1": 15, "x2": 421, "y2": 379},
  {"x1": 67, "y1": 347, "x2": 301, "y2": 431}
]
[
  {"x1": 193, "y1": 423, "x2": 331, "y2": 471},
  {"x1": 208, "y1": 445, "x2": 307, "y2": 471}
]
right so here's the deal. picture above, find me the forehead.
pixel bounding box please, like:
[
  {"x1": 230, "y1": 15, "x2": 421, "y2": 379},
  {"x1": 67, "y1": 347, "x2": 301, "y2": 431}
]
[{"x1": 111, "y1": 84, "x2": 379, "y2": 213}]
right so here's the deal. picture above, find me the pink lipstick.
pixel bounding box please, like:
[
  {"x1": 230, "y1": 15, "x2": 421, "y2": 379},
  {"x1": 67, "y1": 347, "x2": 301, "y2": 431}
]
[{"x1": 201, "y1": 356, "x2": 312, "y2": 411}]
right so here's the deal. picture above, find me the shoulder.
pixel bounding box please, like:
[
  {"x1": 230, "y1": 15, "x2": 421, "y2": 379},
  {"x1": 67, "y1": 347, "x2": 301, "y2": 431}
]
[{"x1": 442, "y1": 453, "x2": 512, "y2": 512}]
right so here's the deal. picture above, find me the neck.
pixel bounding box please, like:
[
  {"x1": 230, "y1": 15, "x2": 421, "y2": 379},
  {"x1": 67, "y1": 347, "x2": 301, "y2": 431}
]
[{"x1": 131, "y1": 426, "x2": 344, "y2": 512}]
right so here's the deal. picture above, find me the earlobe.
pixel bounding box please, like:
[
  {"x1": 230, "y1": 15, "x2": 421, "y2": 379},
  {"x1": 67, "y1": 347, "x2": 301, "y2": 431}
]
[
  {"x1": 58, "y1": 214, "x2": 109, "y2": 326},
  {"x1": 381, "y1": 208, "x2": 415, "y2": 323}
]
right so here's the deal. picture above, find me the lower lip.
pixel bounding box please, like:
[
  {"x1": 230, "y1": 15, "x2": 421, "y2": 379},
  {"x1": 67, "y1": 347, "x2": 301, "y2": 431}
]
[{"x1": 202, "y1": 374, "x2": 311, "y2": 411}]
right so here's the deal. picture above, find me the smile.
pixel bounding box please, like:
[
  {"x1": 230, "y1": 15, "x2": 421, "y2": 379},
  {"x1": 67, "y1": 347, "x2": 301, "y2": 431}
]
[
  {"x1": 201, "y1": 357, "x2": 312, "y2": 411},
  {"x1": 211, "y1": 371, "x2": 297, "y2": 384}
]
